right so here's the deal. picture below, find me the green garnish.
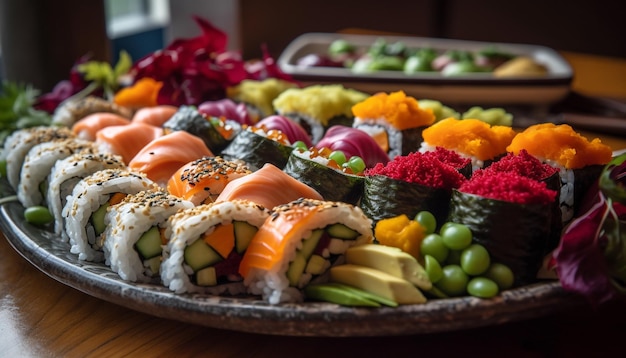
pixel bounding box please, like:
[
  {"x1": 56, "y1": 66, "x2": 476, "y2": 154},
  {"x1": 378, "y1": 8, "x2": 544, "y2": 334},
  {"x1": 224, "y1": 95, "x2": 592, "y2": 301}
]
[{"x1": 0, "y1": 81, "x2": 52, "y2": 145}]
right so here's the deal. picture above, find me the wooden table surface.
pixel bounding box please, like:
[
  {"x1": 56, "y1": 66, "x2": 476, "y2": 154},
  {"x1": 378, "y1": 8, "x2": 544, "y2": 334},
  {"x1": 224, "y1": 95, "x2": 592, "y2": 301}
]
[{"x1": 2, "y1": 49, "x2": 626, "y2": 357}]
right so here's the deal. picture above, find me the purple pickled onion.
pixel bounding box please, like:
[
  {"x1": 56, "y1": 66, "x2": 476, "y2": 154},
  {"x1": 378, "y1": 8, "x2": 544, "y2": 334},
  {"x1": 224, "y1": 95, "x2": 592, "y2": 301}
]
[
  {"x1": 198, "y1": 98, "x2": 253, "y2": 125},
  {"x1": 255, "y1": 115, "x2": 312, "y2": 147},
  {"x1": 316, "y1": 126, "x2": 390, "y2": 168}
]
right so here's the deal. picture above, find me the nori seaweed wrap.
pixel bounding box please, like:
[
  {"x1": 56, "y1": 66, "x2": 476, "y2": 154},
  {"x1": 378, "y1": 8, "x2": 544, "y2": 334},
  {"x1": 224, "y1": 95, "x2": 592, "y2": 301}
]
[
  {"x1": 447, "y1": 171, "x2": 558, "y2": 286},
  {"x1": 360, "y1": 151, "x2": 467, "y2": 227},
  {"x1": 283, "y1": 147, "x2": 365, "y2": 204},
  {"x1": 163, "y1": 105, "x2": 235, "y2": 153},
  {"x1": 220, "y1": 126, "x2": 294, "y2": 171}
]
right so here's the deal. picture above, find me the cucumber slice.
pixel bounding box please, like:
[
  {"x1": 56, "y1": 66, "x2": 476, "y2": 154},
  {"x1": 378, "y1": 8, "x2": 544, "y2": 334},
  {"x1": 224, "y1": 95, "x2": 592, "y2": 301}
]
[
  {"x1": 196, "y1": 266, "x2": 217, "y2": 286},
  {"x1": 233, "y1": 221, "x2": 258, "y2": 254},
  {"x1": 305, "y1": 254, "x2": 329, "y2": 275},
  {"x1": 145, "y1": 256, "x2": 161, "y2": 275},
  {"x1": 90, "y1": 202, "x2": 109, "y2": 236},
  {"x1": 286, "y1": 251, "x2": 307, "y2": 286},
  {"x1": 300, "y1": 229, "x2": 323, "y2": 259},
  {"x1": 184, "y1": 238, "x2": 223, "y2": 272},
  {"x1": 326, "y1": 223, "x2": 359, "y2": 240},
  {"x1": 134, "y1": 226, "x2": 162, "y2": 259},
  {"x1": 39, "y1": 180, "x2": 48, "y2": 203},
  {"x1": 304, "y1": 283, "x2": 381, "y2": 307}
]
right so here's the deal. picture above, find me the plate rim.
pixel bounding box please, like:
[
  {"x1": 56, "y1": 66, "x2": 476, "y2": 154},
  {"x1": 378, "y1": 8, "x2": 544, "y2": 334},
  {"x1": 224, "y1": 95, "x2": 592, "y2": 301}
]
[{"x1": 0, "y1": 198, "x2": 585, "y2": 337}]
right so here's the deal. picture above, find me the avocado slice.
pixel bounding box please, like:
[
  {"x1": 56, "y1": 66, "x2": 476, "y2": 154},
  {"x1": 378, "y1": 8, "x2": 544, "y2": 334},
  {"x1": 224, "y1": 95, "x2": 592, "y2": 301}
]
[{"x1": 326, "y1": 223, "x2": 359, "y2": 240}]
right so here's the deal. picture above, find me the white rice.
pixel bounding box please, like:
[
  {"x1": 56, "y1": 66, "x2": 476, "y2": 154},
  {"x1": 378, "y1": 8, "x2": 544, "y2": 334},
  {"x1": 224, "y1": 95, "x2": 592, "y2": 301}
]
[
  {"x1": 63, "y1": 169, "x2": 159, "y2": 262},
  {"x1": 102, "y1": 190, "x2": 193, "y2": 282},
  {"x1": 354, "y1": 116, "x2": 402, "y2": 159},
  {"x1": 242, "y1": 199, "x2": 373, "y2": 304},
  {"x1": 160, "y1": 200, "x2": 270, "y2": 294},
  {"x1": 47, "y1": 152, "x2": 126, "y2": 240},
  {"x1": 17, "y1": 138, "x2": 97, "y2": 208}
]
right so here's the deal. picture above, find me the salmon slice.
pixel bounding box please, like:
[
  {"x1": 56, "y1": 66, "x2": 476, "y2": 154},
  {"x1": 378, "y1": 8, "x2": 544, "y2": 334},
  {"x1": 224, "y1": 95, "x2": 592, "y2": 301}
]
[
  {"x1": 167, "y1": 156, "x2": 251, "y2": 205},
  {"x1": 128, "y1": 131, "x2": 214, "y2": 187},
  {"x1": 216, "y1": 163, "x2": 323, "y2": 210},
  {"x1": 132, "y1": 105, "x2": 179, "y2": 127},
  {"x1": 72, "y1": 112, "x2": 131, "y2": 141},
  {"x1": 95, "y1": 123, "x2": 164, "y2": 164}
]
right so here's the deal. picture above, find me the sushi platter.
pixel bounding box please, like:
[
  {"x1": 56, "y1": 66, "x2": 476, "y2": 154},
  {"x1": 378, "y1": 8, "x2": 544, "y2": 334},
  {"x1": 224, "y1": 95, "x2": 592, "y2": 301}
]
[
  {"x1": 278, "y1": 33, "x2": 573, "y2": 105},
  {"x1": 0, "y1": 196, "x2": 582, "y2": 337}
]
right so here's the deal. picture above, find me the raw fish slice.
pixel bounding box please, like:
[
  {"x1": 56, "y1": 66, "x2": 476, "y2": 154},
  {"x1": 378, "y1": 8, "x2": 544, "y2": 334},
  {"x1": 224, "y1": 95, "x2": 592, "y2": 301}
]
[
  {"x1": 95, "y1": 123, "x2": 164, "y2": 164},
  {"x1": 72, "y1": 112, "x2": 132, "y2": 141},
  {"x1": 132, "y1": 105, "x2": 178, "y2": 127}
]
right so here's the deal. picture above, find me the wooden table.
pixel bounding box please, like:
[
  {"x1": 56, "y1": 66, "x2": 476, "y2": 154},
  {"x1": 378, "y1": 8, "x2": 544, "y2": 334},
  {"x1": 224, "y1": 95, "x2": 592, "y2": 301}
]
[{"x1": 2, "y1": 52, "x2": 626, "y2": 357}]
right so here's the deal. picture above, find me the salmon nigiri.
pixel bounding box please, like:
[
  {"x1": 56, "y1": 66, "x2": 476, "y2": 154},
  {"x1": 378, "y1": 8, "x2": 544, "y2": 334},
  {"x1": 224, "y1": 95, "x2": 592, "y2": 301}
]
[
  {"x1": 132, "y1": 105, "x2": 178, "y2": 127},
  {"x1": 128, "y1": 131, "x2": 214, "y2": 187},
  {"x1": 96, "y1": 122, "x2": 164, "y2": 164},
  {"x1": 72, "y1": 112, "x2": 132, "y2": 141},
  {"x1": 215, "y1": 163, "x2": 323, "y2": 209},
  {"x1": 167, "y1": 156, "x2": 252, "y2": 205},
  {"x1": 239, "y1": 198, "x2": 373, "y2": 304}
]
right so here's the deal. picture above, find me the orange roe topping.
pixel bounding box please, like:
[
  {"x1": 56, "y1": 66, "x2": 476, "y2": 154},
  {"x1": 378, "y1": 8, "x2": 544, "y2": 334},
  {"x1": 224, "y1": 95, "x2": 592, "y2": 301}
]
[
  {"x1": 460, "y1": 171, "x2": 557, "y2": 205},
  {"x1": 365, "y1": 151, "x2": 466, "y2": 189},
  {"x1": 351, "y1": 91, "x2": 435, "y2": 130},
  {"x1": 421, "y1": 118, "x2": 516, "y2": 161},
  {"x1": 245, "y1": 124, "x2": 290, "y2": 145},
  {"x1": 506, "y1": 123, "x2": 613, "y2": 169}
]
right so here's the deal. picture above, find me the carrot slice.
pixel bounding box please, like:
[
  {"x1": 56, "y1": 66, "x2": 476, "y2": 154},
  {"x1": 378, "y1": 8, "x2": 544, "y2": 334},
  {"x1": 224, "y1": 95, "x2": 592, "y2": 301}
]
[{"x1": 203, "y1": 223, "x2": 235, "y2": 259}]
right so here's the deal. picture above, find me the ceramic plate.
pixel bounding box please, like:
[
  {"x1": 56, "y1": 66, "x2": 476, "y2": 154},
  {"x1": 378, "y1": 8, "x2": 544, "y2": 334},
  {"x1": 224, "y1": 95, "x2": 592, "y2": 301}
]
[
  {"x1": 0, "y1": 196, "x2": 583, "y2": 337},
  {"x1": 277, "y1": 33, "x2": 573, "y2": 106}
]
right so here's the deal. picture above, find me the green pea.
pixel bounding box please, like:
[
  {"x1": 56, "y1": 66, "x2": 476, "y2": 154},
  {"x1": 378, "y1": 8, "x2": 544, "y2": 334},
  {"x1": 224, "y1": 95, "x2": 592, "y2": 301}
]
[
  {"x1": 347, "y1": 156, "x2": 366, "y2": 174},
  {"x1": 467, "y1": 277, "x2": 499, "y2": 298},
  {"x1": 424, "y1": 255, "x2": 443, "y2": 283},
  {"x1": 292, "y1": 141, "x2": 308, "y2": 151},
  {"x1": 483, "y1": 262, "x2": 515, "y2": 290},
  {"x1": 414, "y1": 211, "x2": 437, "y2": 235},
  {"x1": 24, "y1": 206, "x2": 54, "y2": 225},
  {"x1": 440, "y1": 222, "x2": 473, "y2": 250},
  {"x1": 435, "y1": 264, "x2": 468, "y2": 297},
  {"x1": 328, "y1": 39, "x2": 355, "y2": 56},
  {"x1": 460, "y1": 244, "x2": 491, "y2": 276},
  {"x1": 328, "y1": 150, "x2": 347, "y2": 166},
  {"x1": 420, "y1": 233, "x2": 448, "y2": 263}
]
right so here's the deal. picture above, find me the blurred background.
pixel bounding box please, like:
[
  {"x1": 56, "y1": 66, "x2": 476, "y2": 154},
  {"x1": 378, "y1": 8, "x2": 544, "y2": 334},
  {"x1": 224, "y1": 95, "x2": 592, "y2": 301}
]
[{"x1": 1, "y1": 0, "x2": 625, "y2": 92}]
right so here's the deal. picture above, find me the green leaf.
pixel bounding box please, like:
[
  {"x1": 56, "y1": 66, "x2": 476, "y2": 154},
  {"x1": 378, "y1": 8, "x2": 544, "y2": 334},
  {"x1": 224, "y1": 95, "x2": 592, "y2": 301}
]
[
  {"x1": 113, "y1": 50, "x2": 133, "y2": 78},
  {"x1": 599, "y1": 153, "x2": 626, "y2": 205}
]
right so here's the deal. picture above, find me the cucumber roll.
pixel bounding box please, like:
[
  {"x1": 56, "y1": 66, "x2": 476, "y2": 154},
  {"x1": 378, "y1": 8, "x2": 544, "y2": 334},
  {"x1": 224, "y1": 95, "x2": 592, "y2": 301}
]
[
  {"x1": 160, "y1": 199, "x2": 271, "y2": 295},
  {"x1": 47, "y1": 153, "x2": 127, "y2": 240},
  {"x1": 352, "y1": 91, "x2": 436, "y2": 159},
  {"x1": 2, "y1": 126, "x2": 75, "y2": 190},
  {"x1": 103, "y1": 190, "x2": 193, "y2": 282},
  {"x1": 283, "y1": 146, "x2": 365, "y2": 205},
  {"x1": 163, "y1": 105, "x2": 237, "y2": 154},
  {"x1": 239, "y1": 198, "x2": 374, "y2": 304},
  {"x1": 17, "y1": 138, "x2": 98, "y2": 208},
  {"x1": 219, "y1": 125, "x2": 295, "y2": 171},
  {"x1": 447, "y1": 170, "x2": 558, "y2": 286},
  {"x1": 506, "y1": 123, "x2": 613, "y2": 225},
  {"x1": 273, "y1": 84, "x2": 368, "y2": 144},
  {"x1": 63, "y1": 169, "x2": 160, "y2": 262},
  {"x1": 360, "y1": 150, "x2": 467, "y2": 228}
]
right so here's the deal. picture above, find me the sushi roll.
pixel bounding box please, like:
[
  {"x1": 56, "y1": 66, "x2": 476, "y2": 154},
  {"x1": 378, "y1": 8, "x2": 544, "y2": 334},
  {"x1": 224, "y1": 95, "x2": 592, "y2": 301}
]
[
  {"x1": 63, "y1": 169, "x2": 160, "y2": 262},
  {"x1": 506, "y1": 123, "x2": 613, "y2": 224},
  {"x1": 352, "y1": 91, "x2": 436, "y2": 159},
  {"x1": 128, "y1": 131, "x2": 214, "y2": 187},
  {"x1": 17, "y1": 138, "x2": 98, "y2": 208},
  {"x1": 103, "y1": 190, "x2": 194, "y2": 282},
  {"x1": 163, "y1": 105, "x2": 236, "y2": 154},
  {"x1": 282, "y1": 146, "x2": 366, "y2": 205},
  {"x1": 272, "y1": 84, "x2": 368, "y2": 144},
  {"x1": 239, "y1": 198, "x2": 374, "y2": 304},
  {"x1": 52, "y1": 95, "x2": 133, "y2": 127},
  {"x1": 216, "y1": 163, "x2": 323, "y2": 210},
  {"x1": 315, "y1": 125, "x2": 390, "y2": 169},
  {"x1": 226, "y1": 78, "x2": 298, "y2": 122},
  {"x1": 419, "y1": 117, "x2": 517, "y2": 171},
  {"x1": 219, "y1": 125, "x2": 295, "y2": 171},
  {"x1": 360, "y1": 150, "x2": 468, "y2": 227},
  {"x1": 167, "y1": 156, "x2": 252, "y2": 205},
  {"x1": 47, "y1": 152, "x2": 127, "y2": 239},
  {"x1": 198, "y1": 98, "x2": 254, "y2": 126},
  {"x1": 160, "y1": 199, "x2": 271, "y2": 294},
  {"x1": 3, "y1": 126, "x2": 75, "y2": 190},
  {"x1": 255, "y1": 115, "x2": 313, "y2": 148},
  {"x1": 447, "y1": 170, "x2": 558, "y2": 286}
]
